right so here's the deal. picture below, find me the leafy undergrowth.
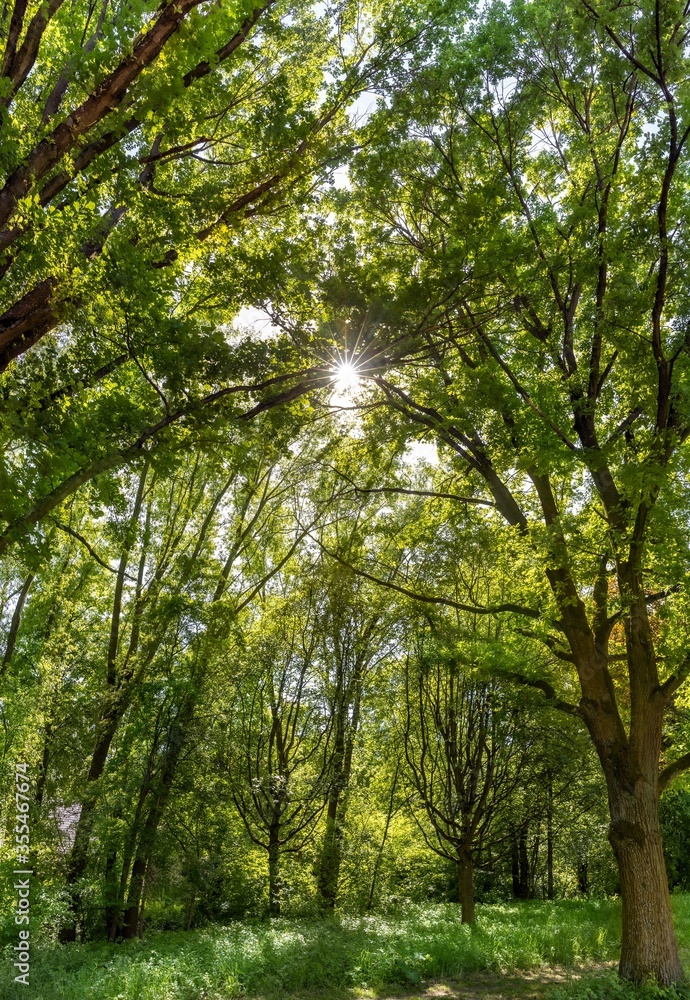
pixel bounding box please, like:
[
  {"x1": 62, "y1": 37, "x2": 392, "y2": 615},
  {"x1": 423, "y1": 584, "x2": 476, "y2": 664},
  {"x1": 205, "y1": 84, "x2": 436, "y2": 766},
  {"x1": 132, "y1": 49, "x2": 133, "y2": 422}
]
[
  {"x1": 0, "y1": 896, "x2": 686, "y2": 1000},
  {"x1": 552, "y1": 973, "x2": 690, "y2": 1000}
]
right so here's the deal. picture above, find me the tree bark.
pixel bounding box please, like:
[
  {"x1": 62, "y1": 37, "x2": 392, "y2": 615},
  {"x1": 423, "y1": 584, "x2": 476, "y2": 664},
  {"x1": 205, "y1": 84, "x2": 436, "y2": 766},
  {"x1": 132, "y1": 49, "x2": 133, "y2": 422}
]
[
  {"x1": 458, "y1": 853, "x2": 475, "y2": 923},
  {"x1": 607, "y1": 780, "x2": 683, "y2": 984},
  {"x1": 268, "y1": 827, "x2": 281, "y2": 917},
  {"x1": 317, "y1": 802, "x2": 341, "y2": 910}
]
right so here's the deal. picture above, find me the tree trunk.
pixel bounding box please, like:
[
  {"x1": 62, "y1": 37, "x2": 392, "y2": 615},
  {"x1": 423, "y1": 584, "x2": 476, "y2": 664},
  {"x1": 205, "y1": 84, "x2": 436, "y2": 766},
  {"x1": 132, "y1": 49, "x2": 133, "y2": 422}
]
[
  {"x1": 513, "y1": 819, "x2": 530, "y2": 899},
  {"x1": 1, "y1": 572, "x2": 33, "y2": 674},
  {"x1": 458, "y1": 854, "x2": 475, "y2": 923},
  {"x1": 122, "y1": 856, "x2": 147, "y2": 939},
  {"x1": 317, "y1": 662, "x2": 363, "y2": 910},
  {"x1": 34, "y1": 718, "x2": 52, "y2": 810},
  {"x1": 317, "y1": 801, "x2": 341, "y2": 910},
  {"x1": 546, "y1": 777, "x2": 554, "y2": 901},
  {"x1": 367, "y1": 763, "x2": 399, "y2": 911},
  {"x1": 185, "y1": 891, "x2": 196, "y2": 931},
  {"x1": 511, "y1": 827, "x2": 521, "y2": 897},
  {"x1": 268, "y1": 828, "x2": 281, "y2": 917},
  {"x1": 121, "y1": 715, "x2": 191, "y2": 937},
  {"x1": 607, "y1": 782, "x2": 683, "y2": 984},
  {"x1": 60, "y1": 466, "x2": 149, "y2": 942},
  {"x1": 104, "y1": 847, "x2": 119, "y2": 939},
  {"x1": 59, "y1": 704, "x2": 125, "y2": 941}
]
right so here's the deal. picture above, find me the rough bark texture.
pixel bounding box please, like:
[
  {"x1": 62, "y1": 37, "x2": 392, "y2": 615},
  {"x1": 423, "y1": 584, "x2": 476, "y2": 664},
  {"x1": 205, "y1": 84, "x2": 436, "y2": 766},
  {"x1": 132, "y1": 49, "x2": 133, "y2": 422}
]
[{"x1": 608, "y1": 782, "x2": 682, "y2": 983}]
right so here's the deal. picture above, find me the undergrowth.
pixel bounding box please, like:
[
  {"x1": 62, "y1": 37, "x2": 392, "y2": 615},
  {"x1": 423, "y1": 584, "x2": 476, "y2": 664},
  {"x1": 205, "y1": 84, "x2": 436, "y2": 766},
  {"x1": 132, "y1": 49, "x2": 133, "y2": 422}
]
[{"x1": 0, "y1": 896, "x2": 685, "y2": 1000}]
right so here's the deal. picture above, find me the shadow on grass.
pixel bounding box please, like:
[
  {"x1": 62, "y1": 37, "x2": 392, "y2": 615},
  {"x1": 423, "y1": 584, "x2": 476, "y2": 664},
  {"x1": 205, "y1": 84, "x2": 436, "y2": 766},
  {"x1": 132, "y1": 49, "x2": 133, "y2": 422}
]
[{"x1": 0, "y1": 897, "x2": 686, "y2": 1000}]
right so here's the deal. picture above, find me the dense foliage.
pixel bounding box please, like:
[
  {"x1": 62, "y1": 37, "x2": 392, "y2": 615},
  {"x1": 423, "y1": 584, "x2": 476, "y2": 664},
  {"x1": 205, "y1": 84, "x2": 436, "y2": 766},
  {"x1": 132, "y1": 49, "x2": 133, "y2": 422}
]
[{"x1": 1, "y1": 0, "x2": 690, "y2": 991}]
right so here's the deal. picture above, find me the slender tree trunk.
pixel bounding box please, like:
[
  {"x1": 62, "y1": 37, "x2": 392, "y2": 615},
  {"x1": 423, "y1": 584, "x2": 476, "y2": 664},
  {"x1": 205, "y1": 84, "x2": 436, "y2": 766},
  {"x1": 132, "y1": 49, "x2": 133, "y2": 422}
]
[
  {"x1": 268, "y1": 826, "x2": 281, "y2": 917},
  {"x1": 511, "y1": 826, "x2": 520, "y2": 898},
  {"x1": 528, "y1": 824, "x2": 540, "y2": 900},
  {"x1": 546, "y1": 776, "x2": 554, "y2": 901},
  {"x1": 59, "y1": 704, "x2": 125, "y2": 941},
  {"x1": 60, "y1": 465, "x2": 149, "y2": 942},
  {"x1": 185, "y1": 891, "x2": 196, "y2": 931},
  {"x1": 108, "y1": 777, "x2": 151, "y2": 941},
  {"x1": 458, "y1": 853, "x2": 475, "y2": 923},
  {"x1": 367, "y1": 763, "x2": 399, "y2": 911},
  {"x1": 122, "y1": 856, "x2": 147, "y2": 939},
  {"x1": 104, "y1": 847, "x2": 119, "y2": 939},
  {"x1": 318, "y1": 798, "x2": 341, "y2": 910},
  {"x1": 122, "y1": 703, "x2": 192, "y2": 938},
  {"x1": 34, "y1": 718, "x2": 52, "y2": 809},
  {"x1": 518, "y1": 820, "x2": 530, "y2": 899},
  {"x1": 1, "y1": 572, "x2": 33, "y2": 674}
]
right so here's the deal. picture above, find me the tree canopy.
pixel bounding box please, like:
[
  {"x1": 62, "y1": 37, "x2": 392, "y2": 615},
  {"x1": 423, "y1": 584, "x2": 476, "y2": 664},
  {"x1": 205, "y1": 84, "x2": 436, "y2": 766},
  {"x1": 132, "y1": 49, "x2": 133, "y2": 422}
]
[{"x1": 2, "y1": 0, "x2": 690, "y2": 990}]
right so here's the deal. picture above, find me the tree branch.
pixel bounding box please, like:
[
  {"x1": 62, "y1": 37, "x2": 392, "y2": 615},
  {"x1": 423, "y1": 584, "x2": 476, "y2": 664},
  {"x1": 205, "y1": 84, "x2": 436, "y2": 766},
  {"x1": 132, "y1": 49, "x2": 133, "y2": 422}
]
[{"x1": 659, "y1": 751, "x2": 690, "y2": 794}]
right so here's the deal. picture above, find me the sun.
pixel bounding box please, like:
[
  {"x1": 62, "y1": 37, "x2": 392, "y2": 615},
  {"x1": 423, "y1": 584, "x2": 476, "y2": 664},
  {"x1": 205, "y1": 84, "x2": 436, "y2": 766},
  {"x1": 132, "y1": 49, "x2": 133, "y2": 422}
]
[{"x1": 333, "y1": 360, "x2": 360, "y2": 395}]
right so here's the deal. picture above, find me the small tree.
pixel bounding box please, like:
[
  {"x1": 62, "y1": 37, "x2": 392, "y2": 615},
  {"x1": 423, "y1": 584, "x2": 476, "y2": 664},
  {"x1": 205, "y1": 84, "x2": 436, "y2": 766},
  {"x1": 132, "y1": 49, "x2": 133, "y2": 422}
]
[
  {"x1": 403, "y1": 636, "x2": 526, "y2": 922},
  {"x1": 229, "y1": 596, "x2": 332, "y2": 916}
]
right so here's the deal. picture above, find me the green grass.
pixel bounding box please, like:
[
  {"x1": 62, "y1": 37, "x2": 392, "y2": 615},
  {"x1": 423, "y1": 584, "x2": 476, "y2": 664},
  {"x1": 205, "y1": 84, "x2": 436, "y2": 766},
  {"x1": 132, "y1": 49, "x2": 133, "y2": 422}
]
[
  {"x1": 550, "y1": 895, "x2": 690, "y2": 1000},
  {"x1": 0, "y1": 896, "x2": 686, "y2": 1000}
]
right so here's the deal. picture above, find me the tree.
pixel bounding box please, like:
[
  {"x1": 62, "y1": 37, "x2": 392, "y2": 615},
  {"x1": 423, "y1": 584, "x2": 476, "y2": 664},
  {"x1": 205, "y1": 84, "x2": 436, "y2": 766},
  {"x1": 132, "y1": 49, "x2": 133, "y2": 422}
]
[
  {"x1": 323, "y1": 0, "x2": 690, "y2": 980},
  {"x1": 0, "y1": 0, "x2": 399, "y2": 564},
  {"x1": 228, "y1": 591, "x2": 333, "y2": 916},
  {"x1": 402, "y1": 630, "x2": 527, "y2": 922},
  {"x1": 311, "y1": 555, "x2": 394, "y2": 910}
]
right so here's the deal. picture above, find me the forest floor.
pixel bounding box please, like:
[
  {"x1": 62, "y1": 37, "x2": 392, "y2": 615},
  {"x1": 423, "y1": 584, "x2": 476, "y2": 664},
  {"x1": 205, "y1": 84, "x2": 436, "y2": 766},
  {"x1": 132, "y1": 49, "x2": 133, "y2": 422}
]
[
  {"x1": 0, "y1": 899, "x2": 687, "y2": 999},
  {"x1": 354, "y1": 964, "x2": 614, "y2": 998},
  {"x1": 258, "y1": 962, "x2": 617, "y2": 1000}
]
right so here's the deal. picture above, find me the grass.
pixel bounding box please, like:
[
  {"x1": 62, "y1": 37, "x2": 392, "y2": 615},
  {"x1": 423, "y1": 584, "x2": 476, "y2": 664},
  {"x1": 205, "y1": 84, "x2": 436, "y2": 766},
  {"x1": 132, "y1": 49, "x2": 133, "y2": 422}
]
[
  {"x1": 0, "y1": 896, "x2": 686, "y2": 1000},
  {"x1": 550, "y1": 895, "x2": 690, "y2": 1000}
]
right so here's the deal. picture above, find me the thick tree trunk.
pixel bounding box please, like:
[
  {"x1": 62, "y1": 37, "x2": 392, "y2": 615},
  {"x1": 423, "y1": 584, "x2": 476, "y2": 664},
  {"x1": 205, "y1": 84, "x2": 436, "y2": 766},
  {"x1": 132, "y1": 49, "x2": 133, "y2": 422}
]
[
  {"x1": 458, "y1": 854, "x2": 475, "y2": 923},
  {"x1": 549, "y1": 559, "x2": 685, "y2": 985},
  {"x1": 608, "y1": 783, "x2": 683, "y2": 984}
]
